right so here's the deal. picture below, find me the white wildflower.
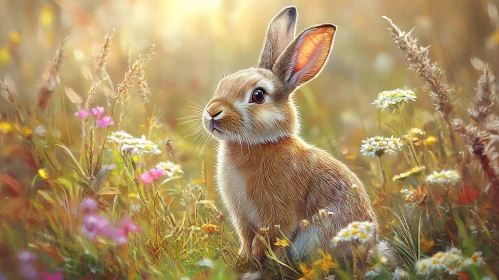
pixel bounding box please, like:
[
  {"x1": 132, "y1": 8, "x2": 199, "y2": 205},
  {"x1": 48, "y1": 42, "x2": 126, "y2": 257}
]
[
  {"x1": 400, "y1": 188, "x2": 415, "y2": 196},
  {"x1": 331, "y1": 221, "x2": 375, "y2": 247},
  {"x1": 108, "y1": 131, "x2": 161, "y2": 156},
  {"x1": 33, "y1": 125, "x2": 47, "y2": 137},
  {"x1": 373, "y1": 88, "x2": 416, "y2": 111},
  {"x1": 360, "y1": 136, "x2": 403, "y2": 157},
  {"x1": 416, "y1": 248, "x2": 483, "y2": 276},
  {"x1": 426, "y1": 170, "x2": 460, "y2": 184},
  {"x1": 392, "y1": 267, "x2": 410, "y2": 280},
  {"x1": 156, "y1": 161, "x2": 183, "y2": 177}
]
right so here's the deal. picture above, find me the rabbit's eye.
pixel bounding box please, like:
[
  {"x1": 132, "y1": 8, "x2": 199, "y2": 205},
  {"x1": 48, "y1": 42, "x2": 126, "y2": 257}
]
[{"x1": 250, "y1": 88, "x2": 266, "y2": 104}]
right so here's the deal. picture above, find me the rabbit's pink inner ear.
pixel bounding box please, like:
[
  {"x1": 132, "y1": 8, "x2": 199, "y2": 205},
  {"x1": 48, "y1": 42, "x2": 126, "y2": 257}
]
[{"x1": 288, "y1": 25, "x2": 336, "y2": 86}]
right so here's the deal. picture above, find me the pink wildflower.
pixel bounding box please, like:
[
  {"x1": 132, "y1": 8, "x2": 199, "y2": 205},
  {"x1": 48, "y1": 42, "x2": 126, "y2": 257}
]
[
  {"x1": 74, "y1": 110, "x2": 90, "y2": 119},
  {"x1": 96, "y1": 116, "x2": 114, "y2": 127},
  {"x1": 140, "y1": 172, "x2": 153, "y2": 184},
  {"x1": 148, "y1": 168, "x2": 165, "y2": 180},
  {"x1": 42, "y1": 270, "x2": 63, "y2": 280},
  {"x1": 81, "y1": 214, "x2": 112, "y2": 240},
  {"x1": 80, "y1": 197, "x2": 99, "y2": 212},
  {"x1": 113, "y1": 216, "x2": 140, "y2": 244},
  {"x1": 121, "y1": 216, "x2": 140, "y2": 233},
  {"x1": 91, "y1": 106, "x2": 105, "y2": 118}
]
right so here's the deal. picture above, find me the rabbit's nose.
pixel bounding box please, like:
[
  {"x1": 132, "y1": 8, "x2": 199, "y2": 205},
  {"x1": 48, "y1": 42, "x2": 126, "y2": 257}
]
[{"x1": 206, "y1": 103, "x2": 224, "y2": 119}]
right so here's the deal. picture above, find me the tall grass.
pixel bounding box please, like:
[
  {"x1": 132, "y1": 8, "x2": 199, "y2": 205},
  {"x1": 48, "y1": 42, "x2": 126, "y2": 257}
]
[{"x1": 0, "y1": 3, "x2": 498, "y2": 280}]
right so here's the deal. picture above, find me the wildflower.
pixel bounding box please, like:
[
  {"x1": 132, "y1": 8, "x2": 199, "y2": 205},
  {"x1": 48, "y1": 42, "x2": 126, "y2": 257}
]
[
  {"x1": 109, "y1": 132, "x2": 161, "y2": 156},
  {"x1": 300, "y1": 219, "x2": 310, "y2": 229},
  {"x1": 423, "y1": 136, "x2": 438, "y2": 146},
  {"x1": 18, "y1": 250, "x2": 38, "y2": 263},
  {"x1": 197, "y1": 258, "x2": 215, "y2": 268},
  {"x1": 298, "y1": 263, "x2": 316, "y2": 280},
  {"x1": 148, "y1": 168, "x2": 165, "y2": 179},
  {"x1": 403, "y1": 186, "x2": 428, "y2": 205},
  {"x1": 318, "y1": 209, "x2": 327, "y2": 218},
  {"x1": 91, "y1": 106, "x2": 105, "y2": 118},
  {"x1": 416, "y1": 247, "x2": 482, "y2": 276},
  {"x1": 74, "y1": 110, "x2": 90, "y2": 119},
  {"x1": 80, "y1": 197, "x2": 99, "y2": 212},
  {"x1": 360, "y1": 136, "x2": 403, "y2": 157},
  {"x1": 33, "y1": 125, "x2": 47, "y2": 137},
  {"x1": 96, "y1": 116, "x2": 114, "y2": 127},
  {"x1": 426, "y1": 170, "x2": 460, "y2": 184},
  {"x1": 332, "y1": 221, "x2": 375, "y2": 246},
  {"x1": 198, "y1": 200, "x2": 217, "y2": 209},
  {"x1": 107, "y1": 131, "x2": 134, "y2": 143},
  {"x1": 392, "y1": 267, "x2": 410, "y2": 280},
  {"x1": 274, "y1": 237, "x2": 290, "y2": 247},
  {"x1": 415, "y1": 258, "x2": 431, "y2": 275},
  {"x1": 0, "y1": 122, "x2": 13, "y2": 134},
  {"x1": 400, "y1": 187, "x2": 415, "y2": 197},
  {"x1": 38, "y1": 168, "x2": 49, "y2": 180},
  {"x1": 464, "y1": 251, "x2": 484, "y2": 266},
  {"x1": 393, "y1": 166, "x2": 426, "y2": 181},
  {"x1": 81, "y1": 213, "x2": 112, "y2": 240},
  {"x1": 41, "y1": 270, "x2": 63, "y2": 280},
  {"x1": 140, "y1": 172, "x2": 153, "y2": 184},
  {"x1": 113, "y1": 216, "x2": 140, "y2": 244},
  {"x1": 201, "y1": 224, "x2": 220, "y2": 234},
  {"x1": 17, "y1": 250, "x2": 38, "y2": 280},
  {"x1": 39, "y1": 4, "x2": 53, "y2": 27},
  {"x1": 373, "y1": 88, "x2": 416, "y2": 111},
  {"x1": 313, "y1": 252, "x2": 337, "y2": 272},
  {"x1": 156, "y1": 161, "x2": 183, "y2": 177}
]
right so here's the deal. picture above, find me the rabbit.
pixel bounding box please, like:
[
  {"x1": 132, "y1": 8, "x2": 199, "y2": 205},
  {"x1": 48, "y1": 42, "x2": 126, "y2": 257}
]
[{"x1": 202, "y1": 6, "x2": 382, "y2": 266}]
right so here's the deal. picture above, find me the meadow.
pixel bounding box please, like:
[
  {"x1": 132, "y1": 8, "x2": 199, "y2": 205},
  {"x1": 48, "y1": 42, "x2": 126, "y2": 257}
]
[{"x1": 0, "y1": 0, "x2": 498, "y2": 279}]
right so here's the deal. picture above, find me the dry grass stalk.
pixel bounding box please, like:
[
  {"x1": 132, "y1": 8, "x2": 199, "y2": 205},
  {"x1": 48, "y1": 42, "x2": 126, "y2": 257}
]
[
  {"x1": 469, "y1": 68, "x2": 496, "y2": 124},
  {"x1": 115, "y1": 55, "x2": 142, "y2": 100},
  {"x1": 382, "y1": 17, "x2": 458, "y2": 153},
  {"x1": 38, "y1": 37, "x2": 68, "y2": 110},
  {"x1": 455, "y1": 68, "x2": 499, "y2": 213},
  {"x1": 94, "y1": 29, "x2": 115, "y2": 74}
]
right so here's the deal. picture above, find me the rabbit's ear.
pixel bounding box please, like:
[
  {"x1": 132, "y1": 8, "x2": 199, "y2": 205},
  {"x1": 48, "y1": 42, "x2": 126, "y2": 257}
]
[
  {"x1": 273, "y1": 24, "x2": 336, "y2": 89},
  {"x1": 257, "y1": 7, "x2": 297, "y2": 70}
]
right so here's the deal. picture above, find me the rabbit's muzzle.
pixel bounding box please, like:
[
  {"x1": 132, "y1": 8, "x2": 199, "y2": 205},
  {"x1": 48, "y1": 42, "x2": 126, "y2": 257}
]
[{"x1": 204, "y1": 102, "x2": 226, "y2": 134}]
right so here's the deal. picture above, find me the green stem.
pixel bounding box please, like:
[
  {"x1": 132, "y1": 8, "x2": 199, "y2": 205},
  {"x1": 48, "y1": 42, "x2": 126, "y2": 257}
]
[{"x1": 377, "y1": 156, "x2": 387, "y2": 199}]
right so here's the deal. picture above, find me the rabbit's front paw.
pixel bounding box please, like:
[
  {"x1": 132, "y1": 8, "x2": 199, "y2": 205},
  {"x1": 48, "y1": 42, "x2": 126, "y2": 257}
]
[{"x1": 251, "y1": 236, "x2": 267, "y2": 268}]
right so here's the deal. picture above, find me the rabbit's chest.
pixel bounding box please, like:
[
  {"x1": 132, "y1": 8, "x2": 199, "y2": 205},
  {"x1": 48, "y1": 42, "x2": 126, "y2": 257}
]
[{"x1": 217, "y1": 147, "x2": 299, "y2": 225}]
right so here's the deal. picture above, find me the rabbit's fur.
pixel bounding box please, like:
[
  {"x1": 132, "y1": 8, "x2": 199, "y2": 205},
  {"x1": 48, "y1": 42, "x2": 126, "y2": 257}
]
[{"x1": 202, "y1": 6, "x2": 378, "y2": 264}]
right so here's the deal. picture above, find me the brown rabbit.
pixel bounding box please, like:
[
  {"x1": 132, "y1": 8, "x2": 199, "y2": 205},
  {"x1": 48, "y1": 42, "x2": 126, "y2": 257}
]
[{"x1": 202, "y1": 6, "x2": 378, "y2": 264}]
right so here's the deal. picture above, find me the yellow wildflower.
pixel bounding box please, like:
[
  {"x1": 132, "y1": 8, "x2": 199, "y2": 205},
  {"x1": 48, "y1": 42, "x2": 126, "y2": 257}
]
[
  {"x1": 40, "y1": 5, "x2": 53, "y2": 27},
  {"x1": 318, "y1": 209, "x2": 327, "y2": 218},
  {"x1": 0, "y1": 48, "x2": 10, "y2": 65},
  {"x1": 423, "y1": 136, "x2": 438, "y2": 146},
  {"x1": 38, "y1": 169, "x2": 49, "y2": 180},
  {"x1": 0, "y1": 122, "x2": 13, "y2": 134},
  {"x1": 393, "y1": 166, "x2": 426, "y2": 181},
  {"x1": 300, "y1": 219, "x2": 310, "y2": 229},
  {"x1": 298, "y1": 263, "x2": 316, "y2": 280},
  {"x1": 9, "y1": 32, "x2": 21, "y2": 43},
  {"x1": 313, "y1": 251, "x2": 337, "y2": 272},
  {"x1": 274, "y1": 237, "x2": 290, "y2": 248},
  {"x1": 201, "y1": 224, "x2": 220, "y2": 235},
  {"x1": 21, "y1": 127, "x2": 32, "y2": 138}
]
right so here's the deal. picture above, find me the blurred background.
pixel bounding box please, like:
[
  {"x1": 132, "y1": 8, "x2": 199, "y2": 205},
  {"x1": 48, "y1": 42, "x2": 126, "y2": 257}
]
[{"x1": 1, "y1": 0, "x2": 498, "y2": 197}]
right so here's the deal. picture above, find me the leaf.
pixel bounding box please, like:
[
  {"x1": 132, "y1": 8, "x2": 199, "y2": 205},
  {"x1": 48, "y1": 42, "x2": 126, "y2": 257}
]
[
  {"x1": 97, "y1": 187, "x2": 121, "y2": 196},
  {"x1": 65, "y1": 87, "x2": 82, "y2": 104}
]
